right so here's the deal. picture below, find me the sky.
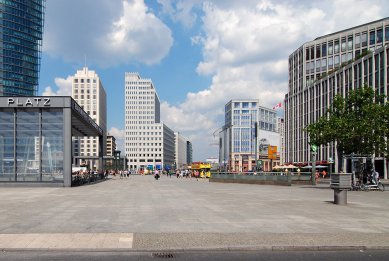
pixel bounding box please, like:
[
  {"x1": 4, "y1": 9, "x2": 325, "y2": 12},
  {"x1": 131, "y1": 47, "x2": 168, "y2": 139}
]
[{"x1": 39, "y1": 0, "x2": 389, "y2": 161}]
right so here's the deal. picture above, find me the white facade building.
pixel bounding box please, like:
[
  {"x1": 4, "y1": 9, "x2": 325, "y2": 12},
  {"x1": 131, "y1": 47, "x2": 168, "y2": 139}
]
[
  {"x1": 124, "y1": 72, "x2": 174, "y2": 171},
  {"x1": 174, "y1": 132, "x2": 188, "y2": 169},
  {"x1": 71, "y1": 67, "x2": 107, "y2": 169}
]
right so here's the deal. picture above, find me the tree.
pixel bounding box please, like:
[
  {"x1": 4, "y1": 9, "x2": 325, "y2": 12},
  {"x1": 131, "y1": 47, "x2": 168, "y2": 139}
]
[{"x1": 306, "y1": 86, "x2": 388, "y2": 171}]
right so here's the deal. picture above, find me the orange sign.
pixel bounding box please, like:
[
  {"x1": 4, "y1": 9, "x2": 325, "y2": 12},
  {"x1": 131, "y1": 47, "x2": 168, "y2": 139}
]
[{"x1": 268, "y1": 146, "x2": 278, "y2": 160}]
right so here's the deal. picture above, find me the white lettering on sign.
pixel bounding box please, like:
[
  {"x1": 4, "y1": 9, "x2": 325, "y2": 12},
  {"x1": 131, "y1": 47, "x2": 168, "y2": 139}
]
[
  {"x1": 7, "y1": 98, "x2": 51, "y2": 107},
  {"x1": 44, "y1": 98, "x2": 50, "y2": 106}
]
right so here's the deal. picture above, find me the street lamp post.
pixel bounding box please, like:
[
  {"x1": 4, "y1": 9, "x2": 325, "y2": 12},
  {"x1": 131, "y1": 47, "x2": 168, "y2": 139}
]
[
  {"x1": 310, "y1": 144, "x2": 317, "y2": 185},
  {"x1": 114, "y1": 150, "x2": 121, "y2": 172}
]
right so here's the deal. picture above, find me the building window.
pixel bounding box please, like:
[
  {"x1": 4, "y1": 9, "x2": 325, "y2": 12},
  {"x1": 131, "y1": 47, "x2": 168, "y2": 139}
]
[
  {"x1": 377, "y1": 28, "x2": 383, "y2": 43},
  {"x1": 334, "y1": 40, "x2": 339, "y2": 54},
  {"x1": 341, "y1": 38, "x2": 346, "y2": 52},
  {"x1": 321, "y1": 43, "x2": 327, "y2": 56},
  {"x1": 348, "y1": 36, "x2": 353, "y2": 50},
  {"x1": 369, "y1": 30, "x2": 375, "y2": 45},
  {"x1": 361, "y1": 32, "x2": 367, "y2": 47},
  {"x1": 328, "y1": 42, "x2": 333, "y2": 55}
]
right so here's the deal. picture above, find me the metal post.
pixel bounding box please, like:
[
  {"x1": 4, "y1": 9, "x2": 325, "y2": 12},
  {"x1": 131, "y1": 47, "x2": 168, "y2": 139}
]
[
  {"x1": 311, "y1": 152, "x2": 317, "y2": 185},
  {"x1": 334, "y1": 189, "x2": 347, "y2": 205},
  {"x1": 254, "y1": 122, "x2": 258, "y2": 172}
]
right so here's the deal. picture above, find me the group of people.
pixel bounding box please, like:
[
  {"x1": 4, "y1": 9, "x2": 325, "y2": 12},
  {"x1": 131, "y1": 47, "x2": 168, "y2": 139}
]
[
  {"x1": 150, "y1": 169, "x2": 210, "y2": 181},
  {"x1": 315, "y1": 169, "x2": 327, "y2": 181}
]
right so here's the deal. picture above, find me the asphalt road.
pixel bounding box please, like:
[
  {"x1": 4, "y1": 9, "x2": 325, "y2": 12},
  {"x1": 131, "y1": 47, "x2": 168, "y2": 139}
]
[{"x1": 1, "y1": 250, "x2": 389, "y2": 261}]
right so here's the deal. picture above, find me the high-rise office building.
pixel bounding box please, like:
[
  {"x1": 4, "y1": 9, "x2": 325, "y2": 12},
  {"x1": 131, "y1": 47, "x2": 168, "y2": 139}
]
[
  {"x1": 219, "y1": 99, "x2": 280, "y2": 172},
  {"x1": 0, "y1": 0, "x2": 45, "y2": 96},
  {"x1": 285, "y1": 18, "x2": 389, "y2": 178},
  {"x1": 125, "y1": 72, "x2": 174, "y2": 171},
  {"x1": 186, "y1": 140, "x2": 193, "y2": 165},
  {"x1": 71, "y1": 67, "x2": 107, "y2": 169},
  {"x1": 276, "y1": 117, "x2": 285, "y2": 165},
  {"x1": 174, "y1": 132, "x2": 189, "y2": 169},
  {"x1": 106, "y1": 134, "x2": 116, "y2": 158},
  {"x1": 105, "y1": 134, "x2": 116, "y2": 169}
]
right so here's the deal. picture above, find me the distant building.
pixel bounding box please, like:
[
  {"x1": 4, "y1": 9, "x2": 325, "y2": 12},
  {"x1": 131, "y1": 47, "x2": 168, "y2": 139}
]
[
  {"x1": 105, "y1": 134, "x2": 116, "y2": 169},
  {"x1": 124, "y1": 72, "x2": 175, "y2": 171},
  {"x1": 276, "y1": 117, "x2": 285, "y2": 165},
  {"x1": 175, "y1": 132, "x2": 189, "y2": 169},
  {"x1": 106, "y1": 135, "x2": 116, "y2": 157},
  {"x1": 219, "y1": 99, "x2": 280, "y2": 172},
  {"x1": 186, "y1": 141, "x2": 193, "y2": 165},
  {"x1": 0, "y1": 0, "x2": 45, "y2": 96},
  {"x1": 71, "y1": 67, "x2": 107, "y2": 169}
]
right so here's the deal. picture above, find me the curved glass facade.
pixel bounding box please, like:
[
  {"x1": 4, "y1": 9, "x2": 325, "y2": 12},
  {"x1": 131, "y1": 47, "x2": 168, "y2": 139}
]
[{"x1": 0, "y1": 0, "x2": 45, "y2": 96}]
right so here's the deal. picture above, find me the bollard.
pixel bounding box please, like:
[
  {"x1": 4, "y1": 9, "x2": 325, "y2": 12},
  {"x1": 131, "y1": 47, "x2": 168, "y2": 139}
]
[
  {"x1": 334, "y1": 189, "x2": 347, "y2": 205},
  {"x1": 330, "y1": 173, "x2": 352, "y2": 205}
]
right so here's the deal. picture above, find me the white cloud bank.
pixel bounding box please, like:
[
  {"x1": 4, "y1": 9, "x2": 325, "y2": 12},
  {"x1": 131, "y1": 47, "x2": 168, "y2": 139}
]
[
  {"x1": 42, "y1": 0, "x2": 389, "y2": 161},
  {"x1": 43, "y1": 0, "x2": 173, "y2": 66},
  {"x1": 159, "y1": 0, "x2": 389, "y2": 160}
]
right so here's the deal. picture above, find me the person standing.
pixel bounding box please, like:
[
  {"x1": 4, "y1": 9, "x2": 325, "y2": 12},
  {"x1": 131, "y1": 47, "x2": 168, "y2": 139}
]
[{"x1": 315, "y1": 170, "x2": 319, "y2": 182}]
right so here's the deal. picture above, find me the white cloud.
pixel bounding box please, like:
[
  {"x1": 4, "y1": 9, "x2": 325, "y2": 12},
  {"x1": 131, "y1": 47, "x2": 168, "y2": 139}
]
[
  {"x1": 108, "y1": 127, "x2": 125, "y2": 152},
  {"x1": 157, "y1": 0, "x2": 199, "y2": 28},
  {"x1": 42, "y1": 76, "x2": 73, "y2": 96},
  {"x1": 108, "y1": 127, "x2": 125, "y2": 139},
  {"x1": 44, "y1": 0, "x2": 173, "y2": 66}
]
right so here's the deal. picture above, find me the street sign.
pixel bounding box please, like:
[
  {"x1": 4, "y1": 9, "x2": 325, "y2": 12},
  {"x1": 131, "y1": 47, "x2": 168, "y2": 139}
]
[
  {"x1": 310, "y1": 144, "x2": 318, "y2": 152},
  {"x1": 268, "y1": 146, "x2": 278, "y2": 160}
]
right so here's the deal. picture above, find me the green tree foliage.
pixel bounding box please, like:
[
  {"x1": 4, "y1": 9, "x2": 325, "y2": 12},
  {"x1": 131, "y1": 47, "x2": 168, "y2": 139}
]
[{"x1": 306, "y1": 86, "x2": 388, "y2": 162}]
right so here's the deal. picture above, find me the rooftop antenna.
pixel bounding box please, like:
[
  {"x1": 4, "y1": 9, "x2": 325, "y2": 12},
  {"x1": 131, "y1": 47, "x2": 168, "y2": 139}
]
[{"x1": 84, "y1": 54, "x2": 87, "y2": 69}]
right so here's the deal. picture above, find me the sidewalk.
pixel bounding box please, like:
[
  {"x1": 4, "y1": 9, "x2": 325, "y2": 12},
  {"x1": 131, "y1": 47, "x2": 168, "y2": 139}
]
[{"x1": 0, "y1": 175, "x2": 388, "y2": 251}]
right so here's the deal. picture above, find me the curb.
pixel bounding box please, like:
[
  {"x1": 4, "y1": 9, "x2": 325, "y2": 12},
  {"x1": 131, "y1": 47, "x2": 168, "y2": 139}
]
[{"x1": 2, "y1": 245, "x2": 389, "y2": 252}]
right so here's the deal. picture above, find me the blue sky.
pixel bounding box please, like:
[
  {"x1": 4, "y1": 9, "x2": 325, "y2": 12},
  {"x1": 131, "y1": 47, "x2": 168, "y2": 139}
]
[{"x1": 39, "y1": 0, "x2": 389, "y2": 160}]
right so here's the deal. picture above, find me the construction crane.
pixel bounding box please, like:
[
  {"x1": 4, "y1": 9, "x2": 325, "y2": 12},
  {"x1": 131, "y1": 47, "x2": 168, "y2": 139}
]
[{"x1": 210, "y1": 127, "x2": 222, "y2": 146}]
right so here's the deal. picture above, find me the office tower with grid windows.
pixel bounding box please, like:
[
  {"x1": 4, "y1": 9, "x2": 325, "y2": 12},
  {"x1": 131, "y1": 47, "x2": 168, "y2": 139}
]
[
  {"x1": 125, "y1": 72, "x2": 175, "y2": 171},
  {"x1": 285, "y1": 18, "x2": 389, "y2": 178},
  {"x1": 219, "y1": 99, "x2": 280, "y2": 172},
  {"x1": 0, "y1": 0, "x2": 45, "y2": 96},
  {"x1": 175, "y1": 132, "x2": 189, "y2": 169},
  {"x1": 71, "y1": 67, "x2": 107, "y2": 169}
]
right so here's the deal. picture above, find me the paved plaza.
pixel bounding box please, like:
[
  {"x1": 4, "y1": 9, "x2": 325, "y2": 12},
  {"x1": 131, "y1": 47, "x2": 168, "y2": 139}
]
[{"x1": 0, "y1": 175, "x2": 389, "y2": 251}]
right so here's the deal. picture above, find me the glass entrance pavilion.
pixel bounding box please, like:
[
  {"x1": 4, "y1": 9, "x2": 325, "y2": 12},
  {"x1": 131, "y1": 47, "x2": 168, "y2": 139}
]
[{"x1": 0, "y1": 97, "x2": 103, "y2": 187}]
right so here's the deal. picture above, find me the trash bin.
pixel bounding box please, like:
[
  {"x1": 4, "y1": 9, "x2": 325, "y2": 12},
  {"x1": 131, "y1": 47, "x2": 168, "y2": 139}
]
[{"x1": 330, "y1": 173, "x2": 352, "y2": 205}]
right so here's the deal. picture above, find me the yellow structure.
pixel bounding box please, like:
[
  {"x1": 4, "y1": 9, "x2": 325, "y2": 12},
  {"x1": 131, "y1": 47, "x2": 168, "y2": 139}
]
[{"x1": 191, "y1": 162, "x2": 212, "y2": 178}]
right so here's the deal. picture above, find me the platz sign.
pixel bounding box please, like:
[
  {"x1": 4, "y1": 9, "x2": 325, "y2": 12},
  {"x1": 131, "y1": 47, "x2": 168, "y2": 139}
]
[{"x1": 7, "y1": 97, "x2": 51, "y2": 107}]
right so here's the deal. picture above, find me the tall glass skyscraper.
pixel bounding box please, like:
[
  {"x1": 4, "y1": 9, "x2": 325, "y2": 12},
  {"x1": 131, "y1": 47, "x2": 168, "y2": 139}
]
[{"x1": 0, "y1": 0, "x2": 45, "y2": 96}]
